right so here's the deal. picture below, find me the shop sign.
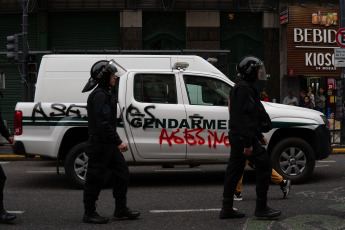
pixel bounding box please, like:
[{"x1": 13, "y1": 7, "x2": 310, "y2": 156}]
[
  {"x1": 335, "y1": 28, "x2": 345, "y2": 48},
  {"x1": 287, "y1": 7, "x2": 340, "y2": 76},
  {"x1": 335, "y1": 60, "x2": 345, "y2": 67},
  {"x1": 280, "y1": 9, "x2": 289, "y2": 25},
  {"x1": 328, "y1": 90, "x2": 333, "y2": 95},
  {"x1": 334, "y1": 48, "x2": 345, "y2": 67},
  {"x1": 334, "y1": 48, "x2": 345, "y2": 58},
  {"x1": 328, "y1": 83, "x2": 334, "y2": 90},
  {"x1": 289, "y1": 69, "x2": 294, "y2": 76},
  {"x1": 329, "y1": 95, "x2": 335, "y2": 103}
]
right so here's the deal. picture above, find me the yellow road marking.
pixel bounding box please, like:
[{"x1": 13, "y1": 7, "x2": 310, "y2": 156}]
[
  {"x1": 0, "y1": 155, "x2": 25, "y2": 157},
  {"x1": 332, "y1": 149, "x2": 345, "y2": 153}
]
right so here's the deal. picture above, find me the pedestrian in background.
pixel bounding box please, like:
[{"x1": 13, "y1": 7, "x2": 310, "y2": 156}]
[
  {"x1": 81, "y1": 60, "x2": 140, "y2": 224},
  {"x1": 283, "y1": 91, "x2": 298, "y2": 106},
  {"x1": 260, "y1": 90, "x2": 269, "y2": 102},
  {"x1": 234, "y1": 160, "x2": 291, "y2": 201},
  {"x1": 220, "y1": 56, "x2": 281, "y2": 219},
  {"x1": 0, "y1": 106, "x2": 16, "y2": 224},
  {"x1": 303, "y1": 96, "x2": 314, "y2": 110},
  {"x1": 315, "y1": 87, "x2": 326, "y2": 114},
  {"x1": 307, "y1": 86, "x2": 315, "y2": 107},
  {"x1": 298, "y1": 90, "x2": 307, "y2": 107}
]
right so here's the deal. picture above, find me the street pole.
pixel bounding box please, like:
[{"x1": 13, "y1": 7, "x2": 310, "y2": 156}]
[
  {"x1": 341, "y1": 0, "x2": 345, "y2": 144},
  {"x1": 22, "y1": 0, "x2": 28, "y2": 102}
]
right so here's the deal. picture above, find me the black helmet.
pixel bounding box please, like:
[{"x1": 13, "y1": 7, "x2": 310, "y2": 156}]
[
  {"x1": 82, "y1": 59, "x2": 118, "y2": 93},
  {"x1": 236, "y1": 56, "x2": 267, "y2": 82},
  {"x1": 90, "y1": 59, "x2": 118, "y2": 80}
]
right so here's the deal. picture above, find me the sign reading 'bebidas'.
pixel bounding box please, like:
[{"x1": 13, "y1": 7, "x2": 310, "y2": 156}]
[{"x1": 287, "y1": 6, "x2": 340, "y2": 76}]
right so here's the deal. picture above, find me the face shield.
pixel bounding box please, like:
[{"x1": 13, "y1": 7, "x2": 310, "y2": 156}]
[
  {"x1": 255, "y1": 62, "x2": 268, "y2": 81},
  {"x1": 82, "y1": 59, "x2": 127, "y2": 93},
  {"x1": 111, "y1": 60, "x2": 127, "y2": 78},
  {"x1": 96, "y1": 59, "x2": 118, "y2": 79}
]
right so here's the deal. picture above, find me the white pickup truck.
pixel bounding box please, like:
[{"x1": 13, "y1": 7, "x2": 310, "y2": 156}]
[{"x1": 13, "y1": 54, "x2": 331, "y2": 188}]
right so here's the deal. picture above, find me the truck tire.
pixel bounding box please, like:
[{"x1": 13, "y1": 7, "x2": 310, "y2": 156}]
[
  {"x1": 64, "y1": 142, "x2": 112, "y2": 189},
  {"x1": 271, "y1": 137, "x2": 315, "y2": 184},
  {"x1": 64, "y1": 142, "x2": 88, "y2": 189}
]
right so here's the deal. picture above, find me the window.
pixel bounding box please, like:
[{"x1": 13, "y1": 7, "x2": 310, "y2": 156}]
[
  {"x1": 134, "y1": 74, "x2": 177, "y2": 104},
  {"x1": 184, "y1": 75, "x2": 231, "y2": 106}
]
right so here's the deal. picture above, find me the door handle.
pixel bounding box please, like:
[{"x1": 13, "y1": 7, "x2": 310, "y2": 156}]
[
  {"x1": 131, "y1": 112, "x2": 145, "y2": 117},
  {"x1": 189, "y1": 114, "x2": 204, "y2": 119}
]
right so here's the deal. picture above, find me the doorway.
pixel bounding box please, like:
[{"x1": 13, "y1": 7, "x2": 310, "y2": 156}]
[{"x1": 306, "y1": 76, "x2": 342, "y2": 144}]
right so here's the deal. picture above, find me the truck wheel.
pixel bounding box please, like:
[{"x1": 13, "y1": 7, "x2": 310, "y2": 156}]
[
  {"x1": 271, "y1": 137, "x2": 315, "y2": 184},
  {"x1": 64, "y1": 142, "x2": 88, "y2": 189},
  {"x1": 64, "y1": 142, "x2": 112, "y2": 189}
]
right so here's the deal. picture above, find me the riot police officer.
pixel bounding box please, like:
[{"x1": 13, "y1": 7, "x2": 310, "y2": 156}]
[
  {"x1": 220, "y1": 56, "x2": 281, "y2": 219},
  {"x1": 0, "y1": 106, "x2": 16, "y2": 224},
  {"x1": 82, "y1": 59, "x2": 140, "y2": 224}
]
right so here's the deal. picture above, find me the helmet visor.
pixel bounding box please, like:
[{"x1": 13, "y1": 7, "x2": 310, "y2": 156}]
[
  {"x1": 257, "y1": 62, "x2": 268, "y2": 81},
  {"x1": 106, "y1": 59, "x2": 118, "y2": 75},
  {"x1": 110, "y1": 60, "x2": 127, "y2": 78},
  {"x1": 96, "y1": 59, "x2": 127, "y2": 79}
]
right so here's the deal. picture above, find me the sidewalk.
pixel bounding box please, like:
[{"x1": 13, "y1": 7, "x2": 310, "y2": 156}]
[{"x1": 0, "y1": 144, "x2": 14, "y2": 155}]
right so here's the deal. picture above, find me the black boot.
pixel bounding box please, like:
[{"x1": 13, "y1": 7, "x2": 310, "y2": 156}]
[
  {"x1": 114, "y1": 207, "x2": 140, "y2": 220},
  {"x1": 254, "y1": 206, "x2": 281, "y2": 218},
  {"x1": 115, "y1": 198, "x2": 140, "y2": 220},
  {"x1": 219, "y1": 198, "x2": 245, "y2": 219},
  {"x1": 0, "y1": 209, "x2": 16, "y2": 223},
  {"x1": 255, "y1": 198, "x2": 281, "y2": 218},
  {"x1": 83, "y1": 212, "x2": 109, "y2": 224}
]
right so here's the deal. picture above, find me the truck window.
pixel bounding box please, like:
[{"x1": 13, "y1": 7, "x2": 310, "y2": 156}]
[
  {"x1": 184, "y1": 75, "x2": 231, "y2": 106},
  {"x1": 134, "y1": 74, "x2": 177, "y2": 104}
]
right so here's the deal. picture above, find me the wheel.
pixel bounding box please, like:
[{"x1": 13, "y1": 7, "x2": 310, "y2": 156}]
[
  {"x1": 64, "y1": 142, "x2": 112, "y2": 189},
  {"x1": 271, "y1": 137, "x2": 315, "y2": 184},
  {"x1": 64, "y1": 142, "x2": 88, "y2": 189}
]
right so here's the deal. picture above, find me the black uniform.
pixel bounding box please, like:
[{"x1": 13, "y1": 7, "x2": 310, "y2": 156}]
[
  {"x1": 222, "y1": 80, "x2": 271, "y2": 209},
  {"x1": 83, "y1": 86, "x2": 129, "y2": 214},
  {"x1": 0, "y1": 109, "x2": 11, "y2": 211}
]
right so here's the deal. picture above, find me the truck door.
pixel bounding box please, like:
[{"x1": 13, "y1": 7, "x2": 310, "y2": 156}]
[
  {"x1": 181, "y1": 73, "x2": 232, "y2": 160},
  {"x1": 124, "y1": 72, "x2": 187, "y2": 159}
]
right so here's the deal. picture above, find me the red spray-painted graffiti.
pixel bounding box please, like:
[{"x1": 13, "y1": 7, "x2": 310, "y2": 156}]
[{"x1": 159, "y1": 128, "x2": 230, "y2": 149}]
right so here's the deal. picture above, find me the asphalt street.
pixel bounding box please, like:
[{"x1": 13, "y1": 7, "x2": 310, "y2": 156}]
[{"x1": 1, "y1": 153, "x2": 345, "y2": 230}]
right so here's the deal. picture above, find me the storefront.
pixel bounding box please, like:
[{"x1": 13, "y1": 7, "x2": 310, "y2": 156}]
[{"x1": 281, "y1": 6, "x2": 341, "y2": 143}]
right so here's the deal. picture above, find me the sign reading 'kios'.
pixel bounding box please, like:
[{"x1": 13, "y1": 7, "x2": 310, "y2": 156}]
[{"x1": 287, "y1": 6, "x2": 340, "y2": 76}]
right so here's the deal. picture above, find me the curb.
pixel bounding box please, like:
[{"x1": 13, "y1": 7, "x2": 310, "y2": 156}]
[
  {"x1": 0, "y1": 155, "x2": 43, "y2": 161},
  {"x1": 331, "y1": 148, "x2": 345, "y2": 154}
]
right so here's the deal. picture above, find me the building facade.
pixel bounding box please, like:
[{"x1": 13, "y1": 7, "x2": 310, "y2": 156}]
[
  {"x1": 1, "y1": 0, "x2": 321, "y2": 131},
  {"x1": 279, "y1": 1, "x2": 341, "y2": 143}
]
